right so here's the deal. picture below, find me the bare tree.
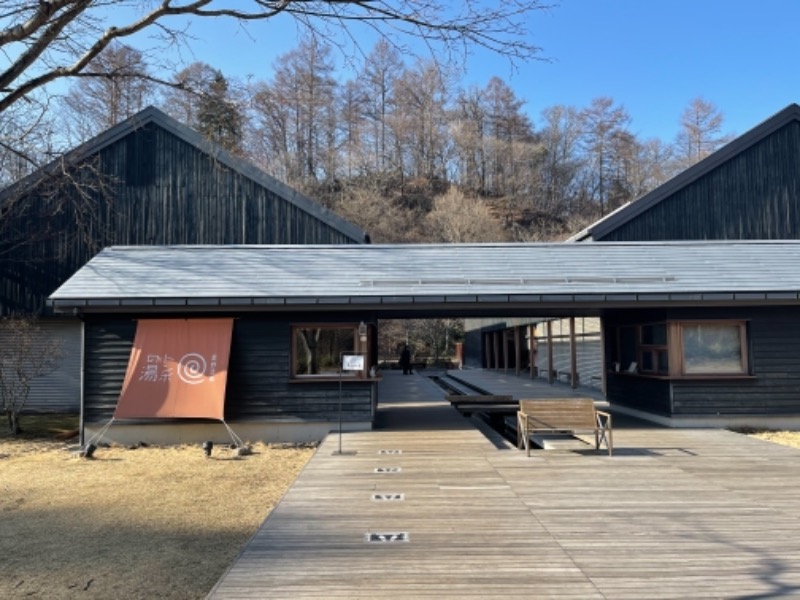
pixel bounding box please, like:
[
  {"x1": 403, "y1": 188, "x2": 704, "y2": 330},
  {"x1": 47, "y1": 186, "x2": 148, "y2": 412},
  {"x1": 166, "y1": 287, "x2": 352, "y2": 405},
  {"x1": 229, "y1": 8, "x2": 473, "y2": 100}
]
[
  {"x1": 580, "y1": 97, "x2": 631, "y2": 215},
  {"x1": 635, "y1": 137, "x2": 679, "y2": 194},
  {"x1": 358, "y1": 39, "x2": 404, "y2": 174},
  {"x1": 407, "y1": 318, "x2": 463, "y2": 366},
  {"x1": 61, "y1": 42, "x2": 155, "y2": 144},
  {"x1": 675, "y1": 97, "x2": 734, "y2": 168},
  {"x1": 389, "y1": 59, "x2": 451, "y2": 182},
  {"x1": 252, "y1": 36, "x2": 338, "y2": 186},
  {"x1": 337, "y1": 79, "x2": 369, "y2": 178},
  {"x1": 0, "y1": 102, "x2": 58, "y2": 186},
  {"x1": 0, "y1": 0, "x2": 549, "y2": 169},
  {"x1": 483, "y1": 76, "x2": 535, "y2": 197},
  {"x1": 538, "y1": 104, "x2": 584, "y2": 217},
  {"x1": 451, "y1": 85, "x2": 489, "y2": 194},
  {"x1": 0, "y1": 317, "x2": 63, "y2": 434},
  {"x1": 160, "y1": 62, "x2": 220, "y2": 126},
  {"x1": 249, "y1": 79, "x2": 293, "y2": 182}
]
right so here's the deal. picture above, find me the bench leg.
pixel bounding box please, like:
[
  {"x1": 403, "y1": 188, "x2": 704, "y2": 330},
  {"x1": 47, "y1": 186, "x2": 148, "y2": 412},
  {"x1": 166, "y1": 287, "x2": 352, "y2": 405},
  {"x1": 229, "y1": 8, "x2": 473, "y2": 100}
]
[
  {"x1": 517, "y1": 412, "x2": 531, "y2": 456},
  {"x1": 596, "y1": 428, "x2": 613, "y2": 456}
]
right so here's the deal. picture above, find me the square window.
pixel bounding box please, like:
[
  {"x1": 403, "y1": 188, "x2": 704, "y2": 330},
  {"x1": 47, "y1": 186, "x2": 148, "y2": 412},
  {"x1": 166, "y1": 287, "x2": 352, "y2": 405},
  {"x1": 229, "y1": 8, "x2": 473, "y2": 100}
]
[
  {"x1": 293, "y1": 326, "x2": 356, "y2": 377},
  {"x1": 682, "y1": 323, "x2": 746, "y2": 375}
]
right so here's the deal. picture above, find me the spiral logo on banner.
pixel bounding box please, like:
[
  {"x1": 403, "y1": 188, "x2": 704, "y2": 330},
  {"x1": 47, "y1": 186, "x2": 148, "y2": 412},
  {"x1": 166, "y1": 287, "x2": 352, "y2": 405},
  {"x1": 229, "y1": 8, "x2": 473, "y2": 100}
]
[{"x1": 178, "y1": 353, "x2": 207, "y2": 385}]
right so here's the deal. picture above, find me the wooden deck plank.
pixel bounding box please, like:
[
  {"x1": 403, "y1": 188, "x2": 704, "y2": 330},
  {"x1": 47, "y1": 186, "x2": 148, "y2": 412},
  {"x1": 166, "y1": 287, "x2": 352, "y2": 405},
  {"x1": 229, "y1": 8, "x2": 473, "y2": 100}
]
[{"x1": 208, "y1": 369, "x2": 800, "y2": 599}]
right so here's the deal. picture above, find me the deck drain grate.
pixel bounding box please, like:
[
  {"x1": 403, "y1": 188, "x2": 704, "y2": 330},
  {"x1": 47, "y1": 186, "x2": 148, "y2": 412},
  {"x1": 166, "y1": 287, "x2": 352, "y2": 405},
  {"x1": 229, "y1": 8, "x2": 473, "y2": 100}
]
[
  {"x1": 366, "y1": 532, "x2": 409, "y2": 543},
  {"x1": 374, "y1": 466, "x2": 402, "y2": 473},
  {"x1": 372, "y1": 493, "x2": 405, "y2": 501},
  {"x1": 378, "y1": 449, "x2": 402, "y2": 455}
]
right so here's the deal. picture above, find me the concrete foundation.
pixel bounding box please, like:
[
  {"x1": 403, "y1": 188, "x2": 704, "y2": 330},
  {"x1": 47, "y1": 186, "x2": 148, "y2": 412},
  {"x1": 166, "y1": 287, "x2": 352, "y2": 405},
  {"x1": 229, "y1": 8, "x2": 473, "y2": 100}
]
[{"x1": 83, "y1": 419, "x2": 372, "y2": 446}]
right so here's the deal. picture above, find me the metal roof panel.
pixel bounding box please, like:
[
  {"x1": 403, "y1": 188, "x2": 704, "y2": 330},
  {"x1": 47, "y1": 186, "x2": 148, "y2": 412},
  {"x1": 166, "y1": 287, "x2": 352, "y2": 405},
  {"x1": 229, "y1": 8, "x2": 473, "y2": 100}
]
[{"x1": 49, "y1": 241, "x2": 800, "y2": 309}]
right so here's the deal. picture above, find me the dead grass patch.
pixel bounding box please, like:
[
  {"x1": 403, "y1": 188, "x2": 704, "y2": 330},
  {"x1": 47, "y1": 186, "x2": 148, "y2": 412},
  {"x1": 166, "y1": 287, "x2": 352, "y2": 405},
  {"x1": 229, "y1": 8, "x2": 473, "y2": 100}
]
[
  {"x1": 0, "y1": 418, "x2": 316, "y2": 599},
  {"x1": 746, "y1": 430, "x2": 800, "y2": 449}
]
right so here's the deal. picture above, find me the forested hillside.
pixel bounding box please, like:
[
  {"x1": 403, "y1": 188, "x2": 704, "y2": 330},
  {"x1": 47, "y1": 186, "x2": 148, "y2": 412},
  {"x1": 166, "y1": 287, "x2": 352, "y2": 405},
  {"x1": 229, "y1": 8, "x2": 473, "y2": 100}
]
[{"x1": 9, "y1": 37, "x2": 733, "y2": 244}]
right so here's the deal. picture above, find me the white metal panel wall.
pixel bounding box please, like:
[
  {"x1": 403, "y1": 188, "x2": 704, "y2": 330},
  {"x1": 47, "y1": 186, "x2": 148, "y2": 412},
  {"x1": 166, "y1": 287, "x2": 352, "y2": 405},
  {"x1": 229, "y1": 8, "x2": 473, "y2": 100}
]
[
  {"x1": 535, "y1": 317, "x2": 603, "y2": 388},
  {"x1": 0, "y1": 318, "x2": 82, "y2": 413}
]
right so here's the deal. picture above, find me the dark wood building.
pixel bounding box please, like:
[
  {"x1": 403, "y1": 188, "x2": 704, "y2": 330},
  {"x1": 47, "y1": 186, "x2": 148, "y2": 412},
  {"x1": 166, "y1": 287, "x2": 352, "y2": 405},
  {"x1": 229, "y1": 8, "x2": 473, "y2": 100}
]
[
  {"x1": 573, "y1": 103, "x2": 800, "y2": 242},
  {"x1": 583, "y1": 103, "x2": 800, "y2": 424},
  {"x1": 81, "y1": 313, "x2": 379, "y2": 445},
  {"x1": 467, "y1": 103, "x2": 800, "y2": 426},
  {"x1": 52, "y1": 242, "x2": 800, "y2": 443},
  {"x1": 0, "y1": 107, "x2": 367, "y2": 412}
]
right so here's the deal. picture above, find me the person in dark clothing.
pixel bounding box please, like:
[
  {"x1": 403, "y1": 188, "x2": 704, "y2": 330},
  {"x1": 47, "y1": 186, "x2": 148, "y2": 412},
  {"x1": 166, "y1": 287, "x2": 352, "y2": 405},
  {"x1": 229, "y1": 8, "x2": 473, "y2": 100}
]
[{"x1": 399, "y1": 345, "x2": 412, "y2": 375}]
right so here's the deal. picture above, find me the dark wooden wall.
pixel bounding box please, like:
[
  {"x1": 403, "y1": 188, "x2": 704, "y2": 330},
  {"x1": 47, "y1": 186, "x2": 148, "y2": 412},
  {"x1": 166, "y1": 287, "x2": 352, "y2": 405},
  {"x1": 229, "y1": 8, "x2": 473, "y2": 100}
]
[
  {"x1": 606, "y1": 375, "x2": 672, "y2": 416},
  {"x1": 83, "y1": 314, "x2": 374, "y2": 424},
  {"x1": 599, "y1": 121, "x2": 800, "y2": 241},
  {"x1": 604, "y1": 306, "x2": 800, "y2": 417},
  {"x1": 0, "y1": 123, "x2": 361, "y2": 315},
  {"x1": 669, "y1": 306, "x2": 800, "y2": 416}
]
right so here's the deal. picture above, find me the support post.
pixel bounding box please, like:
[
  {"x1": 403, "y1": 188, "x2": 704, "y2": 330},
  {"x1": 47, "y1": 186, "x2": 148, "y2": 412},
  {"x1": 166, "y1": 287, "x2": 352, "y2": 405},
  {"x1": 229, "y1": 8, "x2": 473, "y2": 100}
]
[
  {"x1": 546, "y1": 321, "x2": 554, "y2": 385},
  {"x1": 569, "y1": 316, "x2": 578, "y2": 389}
]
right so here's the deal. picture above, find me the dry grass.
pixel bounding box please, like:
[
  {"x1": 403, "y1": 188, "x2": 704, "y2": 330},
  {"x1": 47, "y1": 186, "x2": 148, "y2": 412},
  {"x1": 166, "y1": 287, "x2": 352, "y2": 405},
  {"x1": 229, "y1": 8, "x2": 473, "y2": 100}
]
[
  {"x1": 747, "y1": 429, "x2": 800, "y2": 449},
  {"x1": 3, "y1": 414, "x2": 797, "y2": 599},
  {"x1": 0, "y1": 416, "x2": 316, "y2": 599}
]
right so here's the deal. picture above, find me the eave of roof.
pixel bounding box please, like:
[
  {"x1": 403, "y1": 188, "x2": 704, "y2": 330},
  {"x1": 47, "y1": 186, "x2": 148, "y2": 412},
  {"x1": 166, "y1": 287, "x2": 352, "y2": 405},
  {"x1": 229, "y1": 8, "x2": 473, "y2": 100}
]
[
  {"x1": 583, "y1": 103, "x2": 800, "y2": 241},
  {"x1": 0, "y1": 106, "x2": 368, "y2": 244},
  {"x1": 48, "y1": 241, "x2": 800, "y2": 314}
]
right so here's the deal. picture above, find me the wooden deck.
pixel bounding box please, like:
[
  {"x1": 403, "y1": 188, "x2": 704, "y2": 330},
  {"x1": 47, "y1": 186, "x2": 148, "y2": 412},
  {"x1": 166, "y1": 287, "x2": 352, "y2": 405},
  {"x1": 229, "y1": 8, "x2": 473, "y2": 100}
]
[{"x1": 208, "y1": 370, "x2": 800, "y2": 599}]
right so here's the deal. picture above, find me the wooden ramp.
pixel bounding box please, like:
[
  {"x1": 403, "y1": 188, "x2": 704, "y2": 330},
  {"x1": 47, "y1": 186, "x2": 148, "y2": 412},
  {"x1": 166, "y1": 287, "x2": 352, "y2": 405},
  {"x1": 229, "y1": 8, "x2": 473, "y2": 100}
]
[{"x1": 208, "y1": 370, "x2": 800, "y2": 599}]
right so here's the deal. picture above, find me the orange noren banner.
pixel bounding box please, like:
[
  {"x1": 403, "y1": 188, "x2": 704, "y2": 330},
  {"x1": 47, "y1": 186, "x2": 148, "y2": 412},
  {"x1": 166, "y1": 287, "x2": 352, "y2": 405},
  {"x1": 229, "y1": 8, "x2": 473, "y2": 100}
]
[{"x1": 114, "y1": 319, "x2": 234, "y2": 420}]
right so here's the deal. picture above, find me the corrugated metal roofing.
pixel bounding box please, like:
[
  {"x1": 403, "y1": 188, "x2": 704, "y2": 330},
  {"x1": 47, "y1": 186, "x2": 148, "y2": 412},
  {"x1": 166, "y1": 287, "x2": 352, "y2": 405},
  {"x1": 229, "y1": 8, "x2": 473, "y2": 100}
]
[{"x1": 49, "y1": 241, "x2": 800, "y2": 311}]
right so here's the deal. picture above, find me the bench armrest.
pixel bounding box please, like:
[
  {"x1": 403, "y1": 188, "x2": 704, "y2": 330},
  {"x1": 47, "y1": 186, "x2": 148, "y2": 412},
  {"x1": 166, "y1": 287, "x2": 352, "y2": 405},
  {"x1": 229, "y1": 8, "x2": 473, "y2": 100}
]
[{"x1": 595, "y1": 409, "x2": 612, "y2": 429}]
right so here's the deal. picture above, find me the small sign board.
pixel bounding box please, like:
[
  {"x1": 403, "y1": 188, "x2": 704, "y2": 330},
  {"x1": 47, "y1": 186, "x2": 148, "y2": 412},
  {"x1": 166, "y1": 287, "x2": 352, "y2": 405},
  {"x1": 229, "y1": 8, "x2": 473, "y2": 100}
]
[{"x1": 342, "y1": 354, "x2": 365, "y2": 371}]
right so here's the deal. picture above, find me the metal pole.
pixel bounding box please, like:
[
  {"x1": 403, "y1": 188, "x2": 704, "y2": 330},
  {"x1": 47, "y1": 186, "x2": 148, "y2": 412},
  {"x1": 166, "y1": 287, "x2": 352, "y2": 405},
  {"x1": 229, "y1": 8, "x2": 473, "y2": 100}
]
[{"x1": 337, "y1": 357, "x2": 343, "y2": 454}]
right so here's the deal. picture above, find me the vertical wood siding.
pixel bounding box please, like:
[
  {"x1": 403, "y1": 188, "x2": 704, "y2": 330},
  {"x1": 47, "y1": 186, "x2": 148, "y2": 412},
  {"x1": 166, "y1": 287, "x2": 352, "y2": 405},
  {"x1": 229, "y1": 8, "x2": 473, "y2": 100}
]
[
  {"x1": 83, "y1": 315, "x2": 374, "y2": 424},
  {"x1": 0, "y1": 123, "x2": 361, "y2": 315},
  {"x1": 601, "y1": 122, "x2": 800, "y2": 241}
]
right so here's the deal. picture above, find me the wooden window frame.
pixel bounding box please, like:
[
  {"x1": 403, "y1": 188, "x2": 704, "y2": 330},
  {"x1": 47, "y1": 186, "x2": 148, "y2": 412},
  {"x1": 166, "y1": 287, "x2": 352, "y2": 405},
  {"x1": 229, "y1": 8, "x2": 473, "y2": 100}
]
[
  {"x1": 290, "y1": 323, "x2": 370, "y2": 380},
  {"x1": 675, "y1": 320, "x2": 749, "y2": 376},
  {"x1": 611, "y1": 320, "x2": 750, "y2": 379},
  {"x1": 638, "y1": 323, "x2": 669, "y2": 375}
]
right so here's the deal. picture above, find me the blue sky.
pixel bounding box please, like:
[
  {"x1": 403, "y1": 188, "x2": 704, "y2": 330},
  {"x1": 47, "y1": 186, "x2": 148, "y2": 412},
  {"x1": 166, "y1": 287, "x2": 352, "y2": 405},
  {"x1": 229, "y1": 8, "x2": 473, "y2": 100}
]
[{"x1": 148, "y1": 0, "x2": 800, "y2": 143}]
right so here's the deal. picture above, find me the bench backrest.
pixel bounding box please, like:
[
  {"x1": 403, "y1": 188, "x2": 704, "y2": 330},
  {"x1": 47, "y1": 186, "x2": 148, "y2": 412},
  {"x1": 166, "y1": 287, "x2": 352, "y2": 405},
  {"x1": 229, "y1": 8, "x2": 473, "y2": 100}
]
[{"x1": 518, "y1": 398, "x2": 598, "y2": 429}]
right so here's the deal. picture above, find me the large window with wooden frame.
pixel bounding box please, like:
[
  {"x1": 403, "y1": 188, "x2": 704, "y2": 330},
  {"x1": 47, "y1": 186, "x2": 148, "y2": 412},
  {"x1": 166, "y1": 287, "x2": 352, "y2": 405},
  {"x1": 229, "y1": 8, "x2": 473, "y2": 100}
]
[
  {"x1": 679, "y1": 322, "x2": 748, "y2": 375},
  {"x1": 613, "y1": 320, "x2": 749, "y2": 378},
  {"x1": 291, "y1": 323, "x2": 368, "y2": 379}
]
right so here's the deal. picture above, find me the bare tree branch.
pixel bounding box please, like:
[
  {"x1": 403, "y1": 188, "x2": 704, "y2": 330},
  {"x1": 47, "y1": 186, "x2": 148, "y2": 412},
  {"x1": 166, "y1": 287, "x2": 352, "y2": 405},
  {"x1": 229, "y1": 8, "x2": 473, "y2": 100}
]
[{"x1": 0, "y1": 0, "x2": 550, "y2": 115}]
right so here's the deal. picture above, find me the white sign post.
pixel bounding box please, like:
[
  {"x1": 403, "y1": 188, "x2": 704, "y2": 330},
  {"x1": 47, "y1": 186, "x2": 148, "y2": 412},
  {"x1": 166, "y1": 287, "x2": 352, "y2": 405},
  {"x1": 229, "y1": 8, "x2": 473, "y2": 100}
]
[{"x1": 334, "y1": 352, "x2": 365, "y2": 455}]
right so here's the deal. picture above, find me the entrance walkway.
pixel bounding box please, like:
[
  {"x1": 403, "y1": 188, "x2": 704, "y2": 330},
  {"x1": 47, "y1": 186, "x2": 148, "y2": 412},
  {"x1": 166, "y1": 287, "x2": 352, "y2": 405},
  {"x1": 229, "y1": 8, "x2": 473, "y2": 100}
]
[{"x1": 208, "y1": 370, "x2": 800, "y2": 599}]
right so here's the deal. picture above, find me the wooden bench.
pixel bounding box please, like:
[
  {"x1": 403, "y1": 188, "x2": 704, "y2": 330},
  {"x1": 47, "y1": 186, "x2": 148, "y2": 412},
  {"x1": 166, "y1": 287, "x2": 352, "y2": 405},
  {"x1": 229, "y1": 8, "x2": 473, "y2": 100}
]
[{"x1": 516, "y1": 398, "x2": 613, "y2": 456}]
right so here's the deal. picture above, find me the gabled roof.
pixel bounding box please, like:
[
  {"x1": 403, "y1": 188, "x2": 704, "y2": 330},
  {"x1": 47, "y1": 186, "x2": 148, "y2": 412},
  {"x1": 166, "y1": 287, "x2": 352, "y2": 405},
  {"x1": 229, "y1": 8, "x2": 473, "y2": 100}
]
[
  {"x1": 0, "y1": 106, "x2": 368, "y2": 244},
  {"x1": 572, "y1": 103, "x2": 800, "y2": 242},
  {"x1": 49, "y1": 241, "x2": 800, "y2": 315}
]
